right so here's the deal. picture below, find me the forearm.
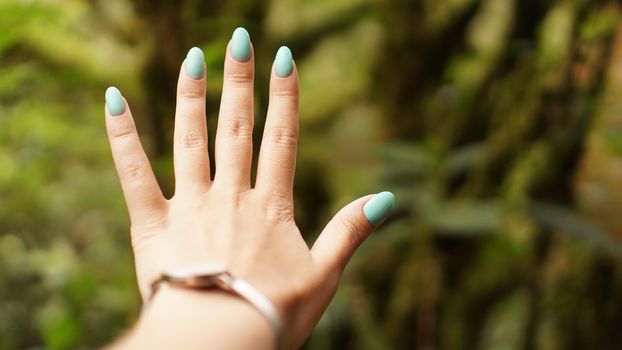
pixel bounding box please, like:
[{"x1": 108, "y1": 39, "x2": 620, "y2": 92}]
[{"x1": 110, "y1": 288, "x2": 275, "y2": 350}]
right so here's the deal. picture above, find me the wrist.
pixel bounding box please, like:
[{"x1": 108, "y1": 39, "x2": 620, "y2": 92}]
[{"x1": 117, "y1": 287, "x2": 275, "y2": 350}]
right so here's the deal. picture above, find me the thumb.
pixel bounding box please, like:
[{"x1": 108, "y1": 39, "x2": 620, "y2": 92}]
[{"x1": 311, "y1": 191, "x2": 395, "y2": 272}]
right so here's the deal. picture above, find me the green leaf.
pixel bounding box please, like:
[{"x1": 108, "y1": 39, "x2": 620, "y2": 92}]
[
  {"x1": 424, "y1": 200, "x2": 501, "y2": 235},
  {"x1": 526, "y1": 201, "x2": 622, "y2": 257}
]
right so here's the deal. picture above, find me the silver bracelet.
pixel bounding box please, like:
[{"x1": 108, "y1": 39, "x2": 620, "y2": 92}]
[{"x1": 148, "y1": 263, "x2": 283, "y2": 349}]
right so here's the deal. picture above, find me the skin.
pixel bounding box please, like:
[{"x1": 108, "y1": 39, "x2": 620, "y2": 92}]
[{"x1": 105, "y1": 42, "x2": 384, "y2": 349}]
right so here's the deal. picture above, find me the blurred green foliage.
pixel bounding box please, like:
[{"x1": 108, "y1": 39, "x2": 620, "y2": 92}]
[{"x1": 2, "y1": 0, "x2": 622, "y2": 349}]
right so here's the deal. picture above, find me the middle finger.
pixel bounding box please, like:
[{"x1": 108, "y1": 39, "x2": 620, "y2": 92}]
[{"x1": 214, "y1": 27, "x2": 255, "y2": 191}]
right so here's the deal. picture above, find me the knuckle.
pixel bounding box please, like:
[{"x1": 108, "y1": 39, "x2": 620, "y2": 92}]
[
  {"x1": 109, "y1": 124, "x2": 135, "y2": 140},
  {"x1": 338, "y1": 217, "x2": 367, "y2": 248},
  {"x1": 268, "y1": 127, "x2": 298, "y2": 147},
  {"x1": 266, "y1": 204, "x2": 294, "y2": 224},
  {"x1": 178, "y1": 83, "x2": 205, "y2": 99},
  {"x1": 272, "y1": 87, "x2": 299, "y2": 99},
  {"x1": 262, "y1": 191, "x2": 294, "y2": 223},
  {"x1": 225, "y1": 118, "x2": 253, "y2": 138},
  {"x1": 122, "y1": 158, "x2": 149, "y2": 181},
  {"x1": 226, "y1": 71, "x2": 254, "y2": 86},
  {"x1": 177, "y1": 131, "x2": 207, "y2": 149}
]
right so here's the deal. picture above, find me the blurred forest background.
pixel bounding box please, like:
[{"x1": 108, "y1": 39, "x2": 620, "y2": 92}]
[{"x1": 2, "y1": 0, "x2": 622, "y2": 349}]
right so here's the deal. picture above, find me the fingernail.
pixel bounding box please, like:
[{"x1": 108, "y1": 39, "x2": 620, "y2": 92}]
[
  {"x1": 274, "y1": 46, "x2": 293, "y2": 78},
  {"x1": 363, "y1": 191, "x2": 395, "y2": 225},
  {"x1": 105, "y1": 86, "x2": 125, "y2": 116},
  {"x1": 230, "y1": 27, "x2": 251, "y2": 62},
  {"x1": 185, "y1": 47, "x2": 205, "y2": 79}
]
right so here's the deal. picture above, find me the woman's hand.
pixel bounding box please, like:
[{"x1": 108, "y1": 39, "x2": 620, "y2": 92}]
[{"x1": 104, "y1": 27, "x2": 395, "y2": 349}]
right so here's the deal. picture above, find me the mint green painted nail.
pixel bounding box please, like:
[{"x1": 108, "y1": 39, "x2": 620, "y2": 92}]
[
  {"x1": 274, "y1": 46, "x2": 293, "y2": 78},
  {"x1": 230, "y1": 27, "x2": 251, "y2": 62},
  {"x1": 105, "y1": 86, "x2": 125, "y2": 116},
  {"x1": 185, "y1": 47, "x2": 205, "y2": 79},
  {"x1": 363, "y1": 191, "x2": 395, "y2": 225}
]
